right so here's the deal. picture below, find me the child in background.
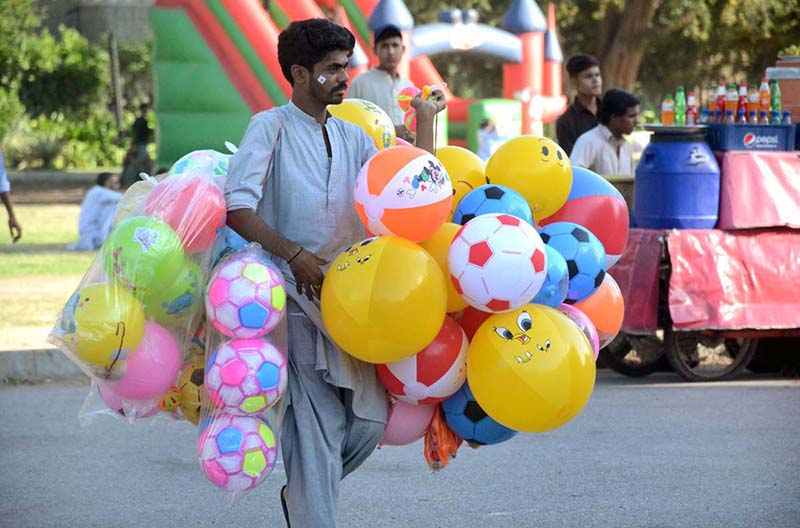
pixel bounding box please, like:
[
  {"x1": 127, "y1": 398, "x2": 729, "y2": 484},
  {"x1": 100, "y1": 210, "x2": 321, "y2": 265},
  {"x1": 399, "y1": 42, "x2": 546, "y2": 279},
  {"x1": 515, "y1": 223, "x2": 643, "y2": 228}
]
[
  {"x1": 477, "y1": 119, "x2": 505, "y2": 162},
  {"x1": 67, "y1": 172, "x2": 122, "y2": 251}
]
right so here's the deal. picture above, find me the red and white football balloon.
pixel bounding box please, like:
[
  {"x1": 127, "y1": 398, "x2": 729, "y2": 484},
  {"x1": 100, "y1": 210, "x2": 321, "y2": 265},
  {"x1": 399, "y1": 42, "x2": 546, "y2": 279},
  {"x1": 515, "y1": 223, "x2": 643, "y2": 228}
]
[
  {"x1": 376, "y1": 316, "x2": 467, "y2": 405},
  {"x1": 448, "y1": 213, "x2": 547, "y2": 313}
]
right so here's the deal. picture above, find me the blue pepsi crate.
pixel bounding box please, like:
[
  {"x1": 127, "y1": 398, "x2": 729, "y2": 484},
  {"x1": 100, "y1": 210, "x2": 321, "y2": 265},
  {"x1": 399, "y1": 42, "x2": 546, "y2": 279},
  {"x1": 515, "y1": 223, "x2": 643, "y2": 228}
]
[{"x1": 706, "y1": 123, "x2": 796, "y2": 151}]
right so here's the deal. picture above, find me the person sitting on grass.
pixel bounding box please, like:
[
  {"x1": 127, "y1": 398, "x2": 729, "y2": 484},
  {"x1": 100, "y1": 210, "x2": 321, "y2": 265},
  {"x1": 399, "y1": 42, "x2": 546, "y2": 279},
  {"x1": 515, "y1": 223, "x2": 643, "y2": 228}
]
[{"x1": 67, "y1": 172, "x2": 122, "y2": 251}]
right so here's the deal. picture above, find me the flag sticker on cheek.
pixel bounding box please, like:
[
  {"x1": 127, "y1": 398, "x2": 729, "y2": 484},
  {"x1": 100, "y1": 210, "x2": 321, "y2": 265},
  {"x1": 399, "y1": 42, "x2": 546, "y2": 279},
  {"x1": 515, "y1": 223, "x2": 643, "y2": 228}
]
[{"x1": 317, "y1": 75, "x2": 327, "y2": 84}]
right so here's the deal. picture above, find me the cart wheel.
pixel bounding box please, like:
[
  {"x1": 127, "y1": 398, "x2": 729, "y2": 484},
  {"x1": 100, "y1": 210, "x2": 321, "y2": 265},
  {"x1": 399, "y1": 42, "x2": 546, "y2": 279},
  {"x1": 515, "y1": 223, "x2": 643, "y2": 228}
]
[
  {"x1": 665, "y1": 331, "x2": 758, "y2": 381},
  {"x1": 601, "y1": 332, "x2": 669, "y2": 377}
]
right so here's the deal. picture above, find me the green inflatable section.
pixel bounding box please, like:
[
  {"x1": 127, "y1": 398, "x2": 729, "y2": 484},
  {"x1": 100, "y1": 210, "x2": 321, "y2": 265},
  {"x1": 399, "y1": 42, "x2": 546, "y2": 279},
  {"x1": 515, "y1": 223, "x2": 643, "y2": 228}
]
[{"x1": 151, "y1": 9, "x2": 252, "y2": 166}]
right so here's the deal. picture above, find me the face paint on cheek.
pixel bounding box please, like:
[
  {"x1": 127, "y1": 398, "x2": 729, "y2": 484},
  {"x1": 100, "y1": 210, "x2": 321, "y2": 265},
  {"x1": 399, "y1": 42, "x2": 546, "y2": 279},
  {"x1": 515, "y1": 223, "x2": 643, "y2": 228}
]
[{"x1": 317, "y1": 75, "x2": 327, "y2": 85}]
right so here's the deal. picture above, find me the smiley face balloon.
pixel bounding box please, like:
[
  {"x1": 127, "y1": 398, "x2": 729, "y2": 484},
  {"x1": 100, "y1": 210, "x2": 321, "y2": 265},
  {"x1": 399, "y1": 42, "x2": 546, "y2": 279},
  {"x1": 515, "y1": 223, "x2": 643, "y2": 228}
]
[
  {"x1": 485, "y1": 136, "x2": 572, "y2": 221},
  {"x1": 435, "y1": 146, "x2": 487, "y2": 219},
  {"x1": 466, "y1": 304, "x2": 595, "y2": 432},
  {"x1": 321, "y1": 236, "x2": 447, "y2": 364}
]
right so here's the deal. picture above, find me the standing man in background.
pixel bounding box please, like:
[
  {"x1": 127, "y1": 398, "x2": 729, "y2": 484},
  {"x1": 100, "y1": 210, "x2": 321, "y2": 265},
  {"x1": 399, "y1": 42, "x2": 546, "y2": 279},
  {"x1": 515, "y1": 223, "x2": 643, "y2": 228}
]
[
  {"x1": 556, "y1": 54, "x2": 603, "y2": 155},
  {"x1": 121, "y1": 102, "x2": 154, "y2": 188},
  {"x1": 347, "y1": 24, "x2": 416, "y2": 143},
  {"x1": 0, "y1": 149, "x2": 21, "y2": 243}
]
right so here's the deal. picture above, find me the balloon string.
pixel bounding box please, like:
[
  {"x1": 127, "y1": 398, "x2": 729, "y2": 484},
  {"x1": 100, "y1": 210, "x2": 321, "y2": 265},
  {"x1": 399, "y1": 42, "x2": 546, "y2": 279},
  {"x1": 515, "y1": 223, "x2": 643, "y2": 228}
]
[{"x1": 105, "y1": 322, "x2": 127, "y2": 379}]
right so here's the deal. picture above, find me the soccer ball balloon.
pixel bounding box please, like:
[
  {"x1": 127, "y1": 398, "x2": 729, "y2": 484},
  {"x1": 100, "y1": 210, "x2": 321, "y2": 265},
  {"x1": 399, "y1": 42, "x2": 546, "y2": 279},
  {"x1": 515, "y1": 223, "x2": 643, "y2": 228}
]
[
  {"x1": 531, "y1": 245, "x2": 569, "y2": 308},
  {"x1": 441, "y1": 382, "x2": 517, "y2": 446},
  {"x1": 452, "y1": 184, "x2": 533, "y2": 226},
  {"x1": 538, "y1": 222, "x2": 607, "y2": 304},
  {"x1": 205, "y1": 252, "x2": 287, "y2": 338},
  {"x1": 178, "y1": 357, "x2": 205, "y2": 425},
  {"x1": 448, "y1": 213, "x2": 547, "y2": 312},
  {"x1": 205, "y1": 339, "x2": 288, "y2": 415},
  {"x1": 198, "y1": 414, "x2": 278, "y2": 494}
]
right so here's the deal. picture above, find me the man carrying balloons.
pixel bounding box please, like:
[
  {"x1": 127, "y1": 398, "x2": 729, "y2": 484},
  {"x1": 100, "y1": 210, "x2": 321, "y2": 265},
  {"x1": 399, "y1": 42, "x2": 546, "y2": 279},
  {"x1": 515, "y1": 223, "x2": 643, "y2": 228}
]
[{"x1": 224, "y1": 18, "x2": 446, "y2": 528}]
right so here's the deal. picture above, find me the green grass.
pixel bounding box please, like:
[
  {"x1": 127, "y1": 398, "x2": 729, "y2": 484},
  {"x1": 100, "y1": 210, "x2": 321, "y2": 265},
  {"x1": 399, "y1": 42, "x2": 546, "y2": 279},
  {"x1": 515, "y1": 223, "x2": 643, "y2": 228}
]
[{"x1": 0, "y1": 204, "x2": 94, "y2": 277}]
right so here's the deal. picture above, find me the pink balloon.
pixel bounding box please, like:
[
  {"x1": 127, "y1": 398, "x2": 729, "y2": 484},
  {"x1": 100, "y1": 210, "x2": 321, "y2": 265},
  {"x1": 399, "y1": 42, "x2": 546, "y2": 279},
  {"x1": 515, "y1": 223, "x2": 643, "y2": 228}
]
[
  {"x1": 109, "y1": 321, "x2": 182, "y2": 399},
  {"x1": 395, "y1": 137, "x2": 413, "y2": 148},
  {"x1": 557, "y1": 304, "x2": 600, "y2": 360},
  {"x1": 381, "y1": 400, "x2": 435, "y2": 446},
  {"x1": 97, "y1": 383, "x2": 159, "y2": 418},
  {"x1": 145, "y1": 174, "x2": 226, "y2": 253}
]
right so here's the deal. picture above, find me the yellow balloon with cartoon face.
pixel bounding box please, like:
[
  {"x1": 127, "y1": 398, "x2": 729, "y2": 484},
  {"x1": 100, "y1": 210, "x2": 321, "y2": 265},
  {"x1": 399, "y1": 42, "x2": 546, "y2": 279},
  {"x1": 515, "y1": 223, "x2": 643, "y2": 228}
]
[
  {"x1": 328, "y1": 98, "x2": 396, "y2": 150},
  {"x1": 466, "y1": 304, "x2": 595, "y2": 433},
  {"x1": 321, "y1": 236, "x2": 447, "y2": 364},
  {"x1": 485, "y1": 136, "x2": 572, "y2": 221},
  {"x1": 435, "y1": 146, "x2": 487, "y2": 219}
]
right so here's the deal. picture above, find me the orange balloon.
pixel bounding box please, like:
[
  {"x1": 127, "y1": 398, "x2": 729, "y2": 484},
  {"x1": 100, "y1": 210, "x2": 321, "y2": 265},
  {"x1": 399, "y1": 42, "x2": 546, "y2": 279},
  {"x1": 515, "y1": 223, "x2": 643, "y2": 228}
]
[
  {"x1": 573, "y1": 273, "x2": 624, "y2": 342},
  {"x1": 418, "y1": 223, "x2": 468, "y2": 313}
]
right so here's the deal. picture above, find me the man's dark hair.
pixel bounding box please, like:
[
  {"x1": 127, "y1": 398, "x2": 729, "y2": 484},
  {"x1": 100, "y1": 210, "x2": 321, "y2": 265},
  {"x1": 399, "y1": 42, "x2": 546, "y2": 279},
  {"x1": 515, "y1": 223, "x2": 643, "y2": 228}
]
[
  {"x1": 565, "y1": 54, "x2": 599, "y2": 78},
  {"x1": 597, "y1": 89, "x2": 639, "y2": 125},
  {"x1": 97, "y1": 172, "x2": 113, "y2": 187},
  {"x1": 374, "y1": 24, "x2": 402, "y2": 46},
  {"x1": 278, "y1": 19, "x2": 355, "y2": 85}
]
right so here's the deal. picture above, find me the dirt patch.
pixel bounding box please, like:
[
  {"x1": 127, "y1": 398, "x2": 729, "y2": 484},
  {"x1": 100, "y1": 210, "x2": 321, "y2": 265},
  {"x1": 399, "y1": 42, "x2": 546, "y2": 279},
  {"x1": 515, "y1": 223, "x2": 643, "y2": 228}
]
[{"x1": 11, "y1": 184, "x2": 87, "y2": 205}]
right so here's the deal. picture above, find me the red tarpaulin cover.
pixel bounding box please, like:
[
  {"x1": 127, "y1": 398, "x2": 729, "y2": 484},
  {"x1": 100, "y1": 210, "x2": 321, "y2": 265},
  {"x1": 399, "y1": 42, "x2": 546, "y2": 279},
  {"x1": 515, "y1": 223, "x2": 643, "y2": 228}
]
[
  {"x1": 717, "y1": 151, "x2": 800, "y2": 230},
  {"x1": 668, "y1": 229, "x2": 800, "y2": 330},
  {"x1": 611, "y1": 228, "x2": 665, "y2": 332}
]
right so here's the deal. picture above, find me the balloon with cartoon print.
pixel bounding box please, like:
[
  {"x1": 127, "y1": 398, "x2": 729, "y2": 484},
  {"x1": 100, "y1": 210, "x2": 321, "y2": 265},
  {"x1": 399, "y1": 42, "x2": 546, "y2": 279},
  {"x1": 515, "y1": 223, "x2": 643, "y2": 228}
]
[
  {"x1": 435, "y1": 146, "x2": 487, "y2": 220},
  {"x1": 485, "y1": 136, "x2": 572, "y2": 221},
  {"x1": 328, "y1": 98, "x2": 396, "y2": 150},
  {"x1": 467, "y1": 304, "x2": 595, "y2": 433},
  {"x1": 320, "y1": 236, "x2": 447, "y2": 364}
]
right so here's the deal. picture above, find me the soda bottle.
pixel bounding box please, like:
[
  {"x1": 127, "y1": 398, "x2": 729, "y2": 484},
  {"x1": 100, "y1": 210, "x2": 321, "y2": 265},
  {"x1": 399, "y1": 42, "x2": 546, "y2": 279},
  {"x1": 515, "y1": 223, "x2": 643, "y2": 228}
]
[
  {"x1": 717, "y1": 83, "x2": 727, "y2": 116},
  {"x1": 748, "y1": 110, "x2": 758, "y2": 125},
  {"x1": 737, "y1": 84, "x2": 748, "y2": 115},
  {"x1": 725, "y1": 84, "x2": 738, "y2": 114},
  {"x1": 770, "y1": 79, "x2": 782, "y2": 114},
  {"x1": 770, "y1": 110, "x2": 781, "y2": 125},
  {"x1": 715, "y1": 109, "x2": 723, "y2": 124},
  {"x1": 699, "y1": 109, "x2": 710, "y2": 124},
  {"x1": 708, "y1": 83, "x2": 717, "y2": 114},
  {"x1": 661, "y1": 94, "x2": 675, "y2": 125},
  {"x1": 735, "y1": 109, "x2": 747, "y2": 124},
  {"x1": 758, "y1": 110, "x2": 769, "y2": 125},
  {"x1": 675, "y1": 86, "x2": 686, "y2": 125},
  {"x1": 686, "y1": 91, "x2": 698, "y2": 125},
  {"x1": 722, "y1": 110, "x2": 735, "y2": 125},
  {"x1": 782, "y1": 112, "x2": 792, "y2": 125},
  {"x1": 758, "y1": 78, "x2": 771, "y2": 114},
  {"x1": 747, "y1": 85, "x2": 759, "y2": 114}
]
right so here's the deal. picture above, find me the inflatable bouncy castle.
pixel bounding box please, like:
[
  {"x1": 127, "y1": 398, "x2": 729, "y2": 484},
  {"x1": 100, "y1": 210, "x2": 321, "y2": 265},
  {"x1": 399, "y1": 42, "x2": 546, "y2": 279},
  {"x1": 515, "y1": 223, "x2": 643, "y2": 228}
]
[{"x1": 152, "y1": 0, "x2": 566, "y2": 164}]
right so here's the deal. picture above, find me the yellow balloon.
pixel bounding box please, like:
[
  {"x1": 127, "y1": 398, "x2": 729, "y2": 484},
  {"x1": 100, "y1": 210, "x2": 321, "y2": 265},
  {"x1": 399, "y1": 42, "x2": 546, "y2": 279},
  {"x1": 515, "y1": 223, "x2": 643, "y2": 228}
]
[
  {"x1": 466, "y1": 304, "x2": 595, "y2": 433},
  {"x1": 321, "y1": 236, "x2": 447, "y2": 363},
  {"x1": 328, "y1": 98, "x2": 396, "y2": 150},
  {"x1": 485, "y1": 136, "x2": 572, "y2": 221},
  {"x1": 435, "y1": 146, "x2": 486, "y2": 219},
  {"x1": 59, "y1": 283, "x2": 146, "y2": 370},
  {"x1": 418, "y1": 223, "x2": 468, "y2": 313}
]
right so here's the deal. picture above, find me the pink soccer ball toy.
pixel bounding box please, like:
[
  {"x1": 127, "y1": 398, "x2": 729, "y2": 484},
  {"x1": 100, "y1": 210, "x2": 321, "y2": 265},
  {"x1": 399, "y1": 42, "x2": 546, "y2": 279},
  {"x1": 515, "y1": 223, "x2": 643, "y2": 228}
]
[
  {"x1": 205, "y1": 252, "x2": 287, "y2": 338},
  {"x1": 448, "y1": 213, "x2": 548, "y2": 313},
  {"x1": 198, "y1": 414, "x2": 278, "y2": 494},
  {"x1": 205, "y1": 338, "x2": 288, "y2": 415}
]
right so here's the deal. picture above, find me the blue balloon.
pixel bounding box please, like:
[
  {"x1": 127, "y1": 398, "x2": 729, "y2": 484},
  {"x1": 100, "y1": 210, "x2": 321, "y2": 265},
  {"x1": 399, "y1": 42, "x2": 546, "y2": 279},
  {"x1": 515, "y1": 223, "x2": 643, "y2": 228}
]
[
  {"x1": 538, "y1": 222, "x2": 607, "y2": 304},
  {"x1": 452, "y1": 184, "x2": 534, "y2": 226},
  {"x1": 441, "y1": 381, "x2": 517, "y2": 446},
  {"x1": 531, "y1": 245, "x2": 569, "y2": 307}
]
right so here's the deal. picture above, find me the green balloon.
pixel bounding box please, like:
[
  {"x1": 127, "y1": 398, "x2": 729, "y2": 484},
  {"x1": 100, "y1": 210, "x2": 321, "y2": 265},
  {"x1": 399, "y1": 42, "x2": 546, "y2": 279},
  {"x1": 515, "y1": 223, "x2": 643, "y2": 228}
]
[
  {"x1": 142, "y1": 258, "x2": 205, "y2": 325},
  {"x1": 104, "y1": 216, "x2": 185, "y2": 294}
]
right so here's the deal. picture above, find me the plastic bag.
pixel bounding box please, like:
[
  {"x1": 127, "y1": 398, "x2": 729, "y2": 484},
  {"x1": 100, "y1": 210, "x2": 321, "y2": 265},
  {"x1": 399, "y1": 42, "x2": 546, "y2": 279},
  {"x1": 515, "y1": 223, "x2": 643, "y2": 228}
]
[{"x1": 423, "y1": 405, "x2": 462, "y2": 471}]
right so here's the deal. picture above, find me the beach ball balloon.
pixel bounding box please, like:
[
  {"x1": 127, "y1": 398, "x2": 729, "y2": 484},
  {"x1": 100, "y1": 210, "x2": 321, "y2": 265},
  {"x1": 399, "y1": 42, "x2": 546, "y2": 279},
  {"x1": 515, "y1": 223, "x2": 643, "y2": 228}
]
[
  {"x1": 329, "y1": 98, "x2": 395, "y2": 149},
  {"x1": 486, "y1": 136, "x2": 572, "y2": 220},
  {"x1": 198, "y1": 414, "x2": 278, "y2": 494},
  {"x1": 449, "y1": 214, "x2": 547, "y2": 313},
  {"x1": 56, "y1": 283, "x2": 145, "y2": 371},
  {"x1": 381, "y1": 400, "x2": 435, "y2": 446},
  {"x1": 540, "y1": 167, "x2": 629, "y2": 268},
  {"x1": 321, "y1": 236, "x2": 447, "y2": 364},
  {"x1": 142, "y1": 258, "x2": 204, "y2": 326},
  {"x1": 452, "y1": 184, "x2": 533, "y2": 226},
  {"x1": 557, "y1": 303, "x2": 600, "y2": 359},
  {"x1": 169, "y1": 149, "x2": 230, "y2": 182},
  {"x1": 531, "y1": 245, "x2": 569, "y2": 308},
  {"x1": 418, "y1": 223, "x2": 468, "y2": 313},
  {"x1": 205, "y1": 339, "x2": 288, "y2": 415},
  {"x1": 109, "y1": 321, "x2": 182, "y2": 400},
  {"x1": 397, "y1": 85, "x2": 421, "y2": 112},
  {"x1": 145, "y1": 175, "x2": 227, "y2": 253},
  {"x1": 376, "y1": 316, "x2": 468, "y2": 405},
  {"x1": 539, "y1": 222, "x2": 607, "y2": 304},
  {"x1": 403, "y1": 108, "x2": 417, "y2": 132},
  {"x1": 354, "y1": 146, "x2": 452, "y2": 242},
  {"x1": 574, "y1": 273, "x2": 625, "y2": 349},
  {"x1": 205, "y1": 252, "x2": 287, "y2": 339},
  {"x1": 467, "y1": 304, "x2": 596, "y2": 432},
  {"x1": 103, "y1": 216, "x2": 185, "y2": 294},
  {"x1": 435, "y1": 146, "x2": 486, "y2": 219}
]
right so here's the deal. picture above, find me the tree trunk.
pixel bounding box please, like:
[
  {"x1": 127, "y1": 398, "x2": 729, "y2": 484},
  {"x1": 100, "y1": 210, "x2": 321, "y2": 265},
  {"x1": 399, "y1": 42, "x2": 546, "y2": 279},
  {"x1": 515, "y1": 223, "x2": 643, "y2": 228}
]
[{"x1": 594, "y1": 0, "x2": 663, "y2": 91}]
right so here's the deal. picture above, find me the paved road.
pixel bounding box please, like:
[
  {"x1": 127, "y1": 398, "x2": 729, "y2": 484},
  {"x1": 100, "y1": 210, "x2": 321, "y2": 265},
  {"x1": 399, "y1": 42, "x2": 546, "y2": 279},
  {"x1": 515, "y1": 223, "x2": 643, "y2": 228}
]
[{"x1": 1, "y1": 372, "x2": 799, "y2": 528}]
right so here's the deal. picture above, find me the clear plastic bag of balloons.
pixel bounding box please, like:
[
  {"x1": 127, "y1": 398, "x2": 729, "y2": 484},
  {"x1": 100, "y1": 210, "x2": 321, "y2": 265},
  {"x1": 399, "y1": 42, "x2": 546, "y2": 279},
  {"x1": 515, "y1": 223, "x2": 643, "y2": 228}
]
[
  {"x1": 48, "y1": 148, "x2": 230, "y2": 426},
  {"x1": 198, "y1": 244, "x2": 289, "y2": 503}
]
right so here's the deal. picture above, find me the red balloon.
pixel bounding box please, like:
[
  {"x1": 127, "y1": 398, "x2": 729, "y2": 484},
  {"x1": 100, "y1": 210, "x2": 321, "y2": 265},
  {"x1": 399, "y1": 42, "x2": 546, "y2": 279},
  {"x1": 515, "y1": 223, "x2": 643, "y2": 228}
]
[{"x1": 459, "y1": 306, "x2": 492, "y2": 341}]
